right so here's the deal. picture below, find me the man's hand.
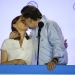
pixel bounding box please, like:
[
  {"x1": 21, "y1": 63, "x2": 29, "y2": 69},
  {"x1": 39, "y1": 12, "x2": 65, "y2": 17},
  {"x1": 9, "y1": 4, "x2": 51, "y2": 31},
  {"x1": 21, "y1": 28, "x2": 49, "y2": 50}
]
[
  {"x1": 9, "y1": 31, "x2": 20, "y2": 39},
  {"x1": 45, "y1": 61, "x2": 56, "y2": 70}
]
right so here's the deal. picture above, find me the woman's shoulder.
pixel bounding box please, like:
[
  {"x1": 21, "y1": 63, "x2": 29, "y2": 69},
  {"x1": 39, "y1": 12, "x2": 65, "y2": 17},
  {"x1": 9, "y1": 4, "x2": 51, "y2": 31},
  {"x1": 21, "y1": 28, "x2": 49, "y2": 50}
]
[
  {"x1": 3, "y1": 38, "x2": 14, "y2": 44},
  {"x1": 1, "y1": 39, "x2": 15, "y2": 50},
  {"x1": 24, "y1": 37, "x2": 33, "y2": 44}
]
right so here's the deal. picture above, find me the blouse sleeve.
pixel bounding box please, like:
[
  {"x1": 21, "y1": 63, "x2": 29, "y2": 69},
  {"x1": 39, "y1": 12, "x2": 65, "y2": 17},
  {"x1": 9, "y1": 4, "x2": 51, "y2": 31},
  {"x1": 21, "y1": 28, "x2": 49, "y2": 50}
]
[{"x1": 1, "y1": 40, "x2": 7, "y2": 50}]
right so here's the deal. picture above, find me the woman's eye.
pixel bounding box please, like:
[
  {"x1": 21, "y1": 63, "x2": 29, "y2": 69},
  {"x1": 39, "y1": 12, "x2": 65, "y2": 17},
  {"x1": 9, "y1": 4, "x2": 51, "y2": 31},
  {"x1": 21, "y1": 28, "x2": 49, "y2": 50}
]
[{"x1": 21, "y1": 20, "x2": 25, "y2": 23}]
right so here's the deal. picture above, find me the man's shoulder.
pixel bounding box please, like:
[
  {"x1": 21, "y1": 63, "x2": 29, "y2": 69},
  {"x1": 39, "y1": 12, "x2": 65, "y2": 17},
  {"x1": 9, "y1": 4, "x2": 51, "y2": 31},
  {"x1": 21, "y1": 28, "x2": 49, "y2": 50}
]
[
  {"x1": 46, "y1": 19, "x2": 57, "y2": 25},
  {"x1": 46, "y1": 19, "x2": 61, "y2": 29},
  {"x1": 42, "y1": 15, "x2": 57, "y2": 24},
  {"x1": 45, "y1": 19, "x2": 54, "y2": 29}
]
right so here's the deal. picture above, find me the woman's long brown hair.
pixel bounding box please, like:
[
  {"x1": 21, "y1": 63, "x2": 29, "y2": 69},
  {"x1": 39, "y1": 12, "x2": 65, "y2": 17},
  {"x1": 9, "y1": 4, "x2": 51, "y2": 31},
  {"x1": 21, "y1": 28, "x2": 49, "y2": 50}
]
[{"x1": 11, "y1": 15, "x2": 30, "y2": 40}]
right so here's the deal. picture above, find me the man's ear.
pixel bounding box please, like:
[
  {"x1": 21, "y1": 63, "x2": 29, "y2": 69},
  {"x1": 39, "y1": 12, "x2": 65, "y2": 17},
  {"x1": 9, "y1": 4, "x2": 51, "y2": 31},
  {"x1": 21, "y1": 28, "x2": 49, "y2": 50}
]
[{"x1": 28, "y1": 18, "x2": 32, "y2": 23}]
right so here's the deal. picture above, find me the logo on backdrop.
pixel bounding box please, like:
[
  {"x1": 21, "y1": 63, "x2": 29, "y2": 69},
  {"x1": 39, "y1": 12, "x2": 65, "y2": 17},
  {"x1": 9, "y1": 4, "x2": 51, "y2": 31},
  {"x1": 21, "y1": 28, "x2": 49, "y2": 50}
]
[
  {"x1": 73, "y1": 3, "x2": 75, "y2": 10},
  {"x1": 27, "y1": 1, "x2": 38, "y2": 8}
]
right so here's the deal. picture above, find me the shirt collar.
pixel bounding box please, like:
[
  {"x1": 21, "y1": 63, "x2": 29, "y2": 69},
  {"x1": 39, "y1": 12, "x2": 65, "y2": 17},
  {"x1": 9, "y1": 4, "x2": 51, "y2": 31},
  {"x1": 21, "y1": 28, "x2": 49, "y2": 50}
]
[
  {"x1": 40, "y1": 15, "x2": 47, "y2": 25},
  {"x1": 35, "y1": 15, "x2": 47, "y2": 29}
]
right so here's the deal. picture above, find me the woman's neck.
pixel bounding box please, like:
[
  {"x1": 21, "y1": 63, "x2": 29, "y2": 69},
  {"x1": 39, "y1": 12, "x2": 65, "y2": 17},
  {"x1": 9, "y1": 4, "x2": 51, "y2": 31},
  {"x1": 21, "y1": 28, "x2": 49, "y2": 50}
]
[
  {"x1": 18, "y1": 30, "x2": 26, "y2": 40},
  {"x1": 18, "y1": 30, "x2": 26, "y2": 47}
]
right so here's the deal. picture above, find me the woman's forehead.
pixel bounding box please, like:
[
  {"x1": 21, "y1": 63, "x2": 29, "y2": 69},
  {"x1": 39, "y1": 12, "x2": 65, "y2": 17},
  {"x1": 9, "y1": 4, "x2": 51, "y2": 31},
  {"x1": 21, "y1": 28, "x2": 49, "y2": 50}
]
[
  {"x1": 21, "y1": 16, "x2": 25, "y2": 20},
  {"x1": 19, "y1": 16, "x2": 24, "y2": 21},
  {"x1": 17, "y1": 16, "x2": 25, "y2": 22},
  {"x1": 19, "y1": 16, "x2": 23, "y2": 19}
]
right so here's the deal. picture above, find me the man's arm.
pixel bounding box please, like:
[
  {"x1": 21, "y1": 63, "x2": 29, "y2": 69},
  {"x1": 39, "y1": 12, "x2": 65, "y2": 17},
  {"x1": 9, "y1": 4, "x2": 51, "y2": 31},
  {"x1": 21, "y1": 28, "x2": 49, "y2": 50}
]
[
  {"x1": 48, "y1": 21, "x2": 65, "y2": 59},
  {"x1": 46, "y1": 21, "x2": 67, "y2": 70}
]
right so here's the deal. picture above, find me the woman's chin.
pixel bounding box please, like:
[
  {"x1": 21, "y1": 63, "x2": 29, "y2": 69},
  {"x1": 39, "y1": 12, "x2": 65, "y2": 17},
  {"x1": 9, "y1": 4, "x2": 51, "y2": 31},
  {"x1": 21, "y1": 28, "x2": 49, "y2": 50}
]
[{"x1": 25, "y1": 28, "x2": 28, "y2": 31}]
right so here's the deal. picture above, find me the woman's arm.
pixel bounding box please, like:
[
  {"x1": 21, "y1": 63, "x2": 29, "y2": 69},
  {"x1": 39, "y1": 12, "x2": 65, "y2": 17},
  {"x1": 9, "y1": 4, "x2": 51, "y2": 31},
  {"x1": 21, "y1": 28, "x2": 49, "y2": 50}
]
[
  {"x1": 1, "y1": 50, "x2": 27, "y2": 64},
  {"x1": 1, "y1": 50, "x2": 15, "y2": 64}
]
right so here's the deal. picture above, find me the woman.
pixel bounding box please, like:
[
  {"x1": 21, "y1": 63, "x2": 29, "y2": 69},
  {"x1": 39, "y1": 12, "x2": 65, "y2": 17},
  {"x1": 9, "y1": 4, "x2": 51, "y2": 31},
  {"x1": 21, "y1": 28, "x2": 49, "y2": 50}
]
[{"x1": 1, "y1": 15, "x2": 34, "y2": 65}]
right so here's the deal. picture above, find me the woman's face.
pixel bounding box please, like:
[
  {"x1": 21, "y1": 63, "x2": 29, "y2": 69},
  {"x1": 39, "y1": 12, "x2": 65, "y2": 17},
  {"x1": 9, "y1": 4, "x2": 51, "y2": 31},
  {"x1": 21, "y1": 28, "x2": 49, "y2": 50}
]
[{"x1": 13, "y1": 16, "x2": 28, "y2": 31}]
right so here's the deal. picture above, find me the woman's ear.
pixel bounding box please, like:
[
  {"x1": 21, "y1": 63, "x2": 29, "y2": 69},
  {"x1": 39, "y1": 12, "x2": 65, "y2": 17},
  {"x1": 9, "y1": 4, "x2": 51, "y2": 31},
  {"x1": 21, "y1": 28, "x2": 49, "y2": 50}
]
[{"x1": 13, "y1": 24, "x2": 16, "y2": 28}]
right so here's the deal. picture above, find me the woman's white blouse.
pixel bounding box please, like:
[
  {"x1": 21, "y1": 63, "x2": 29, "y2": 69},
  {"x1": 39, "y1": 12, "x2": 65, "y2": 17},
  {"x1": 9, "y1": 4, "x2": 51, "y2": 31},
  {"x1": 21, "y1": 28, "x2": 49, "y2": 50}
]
[{"x1": 1, "y1": 38, "x2": 34, "y2": 65}]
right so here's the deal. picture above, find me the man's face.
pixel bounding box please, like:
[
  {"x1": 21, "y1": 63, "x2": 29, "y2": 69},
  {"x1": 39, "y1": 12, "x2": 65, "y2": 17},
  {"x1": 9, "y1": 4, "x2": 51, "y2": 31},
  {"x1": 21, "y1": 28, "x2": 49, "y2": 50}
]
[{"x1": 22, "y1": 17, "x2": 36, "y2": 29}]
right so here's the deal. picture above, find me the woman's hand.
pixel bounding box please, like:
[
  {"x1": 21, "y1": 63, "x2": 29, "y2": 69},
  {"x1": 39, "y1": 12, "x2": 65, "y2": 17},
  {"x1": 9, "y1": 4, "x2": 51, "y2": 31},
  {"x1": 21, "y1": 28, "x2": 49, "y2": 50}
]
[
  {"x1": 64, "y1": 39, "x2": 68, "y2": 48},
  {"x1": 13, "y1": 59, "x2": 27, "y2": 65}
]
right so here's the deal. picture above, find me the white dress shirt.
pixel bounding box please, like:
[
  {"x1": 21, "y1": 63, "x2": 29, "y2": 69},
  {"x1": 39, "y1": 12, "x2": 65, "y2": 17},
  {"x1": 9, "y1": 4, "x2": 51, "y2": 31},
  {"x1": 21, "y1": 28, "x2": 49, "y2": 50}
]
[{"x1": 1, "y1": 37, "x2": 34, "y2": 65}]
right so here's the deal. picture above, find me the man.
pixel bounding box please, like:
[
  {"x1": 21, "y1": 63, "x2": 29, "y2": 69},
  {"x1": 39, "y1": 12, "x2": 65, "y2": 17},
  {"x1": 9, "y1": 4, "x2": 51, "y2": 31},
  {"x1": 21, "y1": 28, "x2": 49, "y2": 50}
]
[{"x1": 10, "y1": 5, "x2": 68, "y2": 70}]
